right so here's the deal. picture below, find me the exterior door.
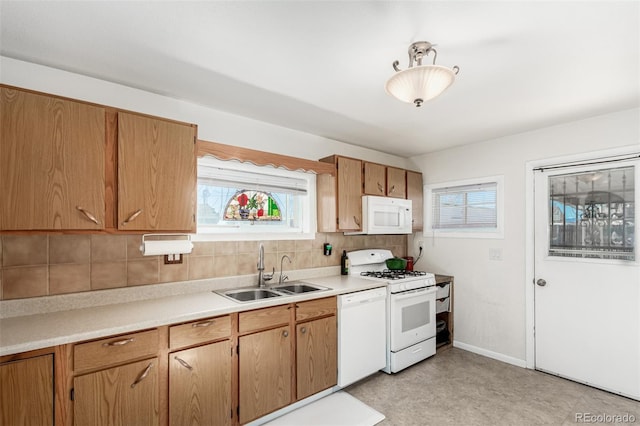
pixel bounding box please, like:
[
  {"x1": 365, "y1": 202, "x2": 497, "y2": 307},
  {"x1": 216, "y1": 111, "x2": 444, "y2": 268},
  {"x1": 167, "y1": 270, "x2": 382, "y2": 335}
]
[{"x1": 534, "y1": 159, "x2": 639, "y2": 400}]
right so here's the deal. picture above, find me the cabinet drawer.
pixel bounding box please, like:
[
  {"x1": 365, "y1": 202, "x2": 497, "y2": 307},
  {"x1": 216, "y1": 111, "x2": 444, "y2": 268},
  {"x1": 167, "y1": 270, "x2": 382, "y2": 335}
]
[
  {"x1": 74, "y1": 329, "x2": 159, "y2": 372},
  {"x1": 436, "y1": 298, "x2": 450, "y2": 314},
  {"x1": 436, "y1": 283, "x2": 450, "y2": 299},
  {"x1": 296, "y1": 296, "x2": 337, "y2": 322},
  {"x1": 239, "y1": 305, "x2": 290, "y2": 334},
  {"x1": 169, "y1": 315, "x2": 231, "y2": 349}
]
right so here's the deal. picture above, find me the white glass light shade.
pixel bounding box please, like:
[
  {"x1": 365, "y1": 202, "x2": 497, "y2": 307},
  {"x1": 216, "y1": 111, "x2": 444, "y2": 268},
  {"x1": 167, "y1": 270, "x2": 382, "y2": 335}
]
[{"x1": 385, "y1": 65, "x2": 456, "y2": 105}]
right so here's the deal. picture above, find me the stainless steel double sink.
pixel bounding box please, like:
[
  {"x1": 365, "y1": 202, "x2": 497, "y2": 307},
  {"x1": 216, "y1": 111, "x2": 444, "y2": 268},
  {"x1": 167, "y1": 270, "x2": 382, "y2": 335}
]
[{"x1": 215, "y1": 282, "x2": 330, "y2": 303}]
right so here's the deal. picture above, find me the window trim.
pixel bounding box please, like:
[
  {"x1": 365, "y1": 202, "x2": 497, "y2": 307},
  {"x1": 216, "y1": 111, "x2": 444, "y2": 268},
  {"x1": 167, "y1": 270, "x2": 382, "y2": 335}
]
[{"x1": 425, "y1": 175, "x2": 504, "y2": 239}]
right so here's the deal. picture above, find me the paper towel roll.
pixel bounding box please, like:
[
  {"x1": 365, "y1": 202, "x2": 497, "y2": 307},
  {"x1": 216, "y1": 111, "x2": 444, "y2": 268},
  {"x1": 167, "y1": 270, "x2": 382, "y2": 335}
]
[{"x1": 141, "y1": 240, "x2": 194, "y2": 256}]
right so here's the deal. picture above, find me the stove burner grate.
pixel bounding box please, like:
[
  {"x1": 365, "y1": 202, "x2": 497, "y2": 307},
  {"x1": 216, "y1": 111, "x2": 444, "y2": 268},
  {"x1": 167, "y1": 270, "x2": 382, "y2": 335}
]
[{"x1": 360, "y1": 270, "x2": 427, "y2": 280}]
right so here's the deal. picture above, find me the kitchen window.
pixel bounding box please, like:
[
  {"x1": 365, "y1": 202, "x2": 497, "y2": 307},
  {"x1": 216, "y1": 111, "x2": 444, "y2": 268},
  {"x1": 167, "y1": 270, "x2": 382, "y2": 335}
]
[
  {"x1": 425, "y1": 175, "x2": 504, "y2": 239},
  {"x1": 195, "y1": 156, "x2": 316, "y2": 240}
]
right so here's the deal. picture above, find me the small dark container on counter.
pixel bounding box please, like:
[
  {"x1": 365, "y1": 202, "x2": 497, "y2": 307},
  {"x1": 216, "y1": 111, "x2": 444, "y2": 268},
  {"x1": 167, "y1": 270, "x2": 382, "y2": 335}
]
[
  {"x1": 403, "y1": 256, "x2": 414, "y2": 271},
  {"x1": 324, "y1": 243, "x2": 332, "y2": 256},
  {"x1": 340, "y1": 250, "x2": 350, "y2": 275}
]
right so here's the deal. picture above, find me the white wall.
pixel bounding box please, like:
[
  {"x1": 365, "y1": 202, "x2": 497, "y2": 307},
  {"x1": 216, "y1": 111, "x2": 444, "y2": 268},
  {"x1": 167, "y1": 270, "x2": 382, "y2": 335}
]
[
  {"x1": 0, "y1": 56, "x2": 411, "y2": 169},
  {"x1": 410, "y1": 109, "x2": 640, "y2": 364}
]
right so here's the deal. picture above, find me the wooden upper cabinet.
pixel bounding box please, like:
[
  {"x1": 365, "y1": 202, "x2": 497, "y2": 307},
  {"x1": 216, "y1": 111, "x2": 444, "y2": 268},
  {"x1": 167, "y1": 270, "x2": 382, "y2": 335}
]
[
  {"x1": 363, "y1": 162, "x2": 406, "y2": 199},
  {"x1": 363, "y1": 162, "x2": 386, "y2": 196},
  {"x1": 406, "y1": 170, "x2": 423, "y2": 231},
  {"x1": 1, "y1": 87, "x2": 106, "y2": 230},
  {"x1": 319, "y1": 155, "x2": 362, "y2": 231},
  {"x1": 117, "y1": 112, "x2": 197, "y2": 231},
  {"x1": 386, "y1": 167, "x2": 406, "y2": 199}
]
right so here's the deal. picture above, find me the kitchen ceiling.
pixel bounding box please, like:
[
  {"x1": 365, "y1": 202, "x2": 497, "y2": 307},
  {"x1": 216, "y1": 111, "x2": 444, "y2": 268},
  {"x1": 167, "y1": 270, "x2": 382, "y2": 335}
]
[{"x1": 1, "y1": 1, "x2": 638, "y2": 158}]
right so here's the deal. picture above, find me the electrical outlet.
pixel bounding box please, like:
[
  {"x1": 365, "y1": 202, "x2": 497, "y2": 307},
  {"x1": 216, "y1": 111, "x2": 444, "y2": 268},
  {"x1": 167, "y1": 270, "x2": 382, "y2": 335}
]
[
  {"x1": 417, "y1": 240, "x2": 424, "y2": 250},
  {"x1": 489, "y1": 248, "x2": 503, "y2": 261},
  {"x1": 164, "y1": 254, "x2": 183, "y2": 264}
]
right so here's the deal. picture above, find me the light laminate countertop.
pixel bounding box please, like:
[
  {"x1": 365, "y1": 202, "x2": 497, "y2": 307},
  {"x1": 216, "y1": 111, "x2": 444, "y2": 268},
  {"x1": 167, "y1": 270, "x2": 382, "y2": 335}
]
[{"x1": 0, "y1": 274, "x2": 384, "y2": 357}]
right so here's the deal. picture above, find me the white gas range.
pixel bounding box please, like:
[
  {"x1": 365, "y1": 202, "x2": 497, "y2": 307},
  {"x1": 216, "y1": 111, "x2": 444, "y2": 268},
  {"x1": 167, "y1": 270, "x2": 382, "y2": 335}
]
[{"x1": 348, "y1": 249, "x2": 438, "y2": 373}]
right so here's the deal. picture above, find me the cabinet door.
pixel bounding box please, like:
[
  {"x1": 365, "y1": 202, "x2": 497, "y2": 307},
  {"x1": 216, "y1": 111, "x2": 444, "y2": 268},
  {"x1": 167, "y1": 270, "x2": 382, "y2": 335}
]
[
  {"x1": 363, "y1": 162, "x2": 386, "y2": 196},
  {"x1": 74, "y1": 358, "x2": 159, "y2": 426},
  {"x1": 0, "y1": 354, "x2": 54, "y2": 426},
  {"x1": 1, "y1": 88, "x2": 105, "y2": 230},
  {"x1": 170, "y1": 341, "x2": 232, "y2": 426},
  {"x1": 406, "y1": 171, "x2": 423, "y2": 231},
  {"x1": 296, "y1": 316, "x2": 337, "y2": 400},
  {"x1": 386, "y1": 167, "x2": 406, "y2": 199},
  {"x1": 316, "y1": 173, "x2": 337, "y2": 232},
  {"x1": 118, "y1": 112, "x2": 196, "y2": 231},
  {"x1": 239, "y1": 325, "x2": 292, "y2": 424},
  {"x1": 336, "y1": 156, "x2": 362, "y2": 231}
]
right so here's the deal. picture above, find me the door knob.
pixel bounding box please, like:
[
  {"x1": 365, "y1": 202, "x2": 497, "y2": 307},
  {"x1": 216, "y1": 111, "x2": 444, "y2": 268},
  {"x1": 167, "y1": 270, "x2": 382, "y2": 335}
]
[{"x1": 536, "y1": 278, "x2": 547, "y2": 287}]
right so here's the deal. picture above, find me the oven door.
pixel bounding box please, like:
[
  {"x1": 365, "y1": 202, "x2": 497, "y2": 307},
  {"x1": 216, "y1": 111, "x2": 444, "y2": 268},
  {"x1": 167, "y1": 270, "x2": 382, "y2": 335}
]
[{"x1": 389, "y1": 286, "x2": 437, "y2": 352}]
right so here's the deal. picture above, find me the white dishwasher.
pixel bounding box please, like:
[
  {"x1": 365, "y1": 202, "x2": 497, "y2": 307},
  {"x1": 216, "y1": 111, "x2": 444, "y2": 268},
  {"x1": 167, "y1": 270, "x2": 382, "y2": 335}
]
[{"x1": 337, "y1": 287, "x2": 387, "y2": 387}]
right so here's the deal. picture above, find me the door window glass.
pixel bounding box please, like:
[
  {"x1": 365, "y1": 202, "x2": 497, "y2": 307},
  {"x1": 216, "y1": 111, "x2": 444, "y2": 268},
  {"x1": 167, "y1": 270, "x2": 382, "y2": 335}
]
[{"x1": 548, "y1": 166, "x2": 634, "y2": 260}]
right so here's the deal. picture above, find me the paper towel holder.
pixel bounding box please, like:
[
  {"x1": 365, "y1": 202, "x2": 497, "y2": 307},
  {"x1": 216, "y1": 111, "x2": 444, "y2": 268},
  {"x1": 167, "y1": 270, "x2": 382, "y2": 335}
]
[{"x1": 140, "y1": 234, "x2": 194, "y2": 257}]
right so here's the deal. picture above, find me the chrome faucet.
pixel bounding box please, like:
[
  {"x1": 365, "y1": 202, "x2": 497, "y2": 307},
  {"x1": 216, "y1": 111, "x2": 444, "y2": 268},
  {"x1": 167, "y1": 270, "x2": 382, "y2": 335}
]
[
  {"x1": 279, "y1": 254, "x2": 292, "y2": 284},
  {"x1": 257, "y1": 243, "x2": 273, "y2": 288}
]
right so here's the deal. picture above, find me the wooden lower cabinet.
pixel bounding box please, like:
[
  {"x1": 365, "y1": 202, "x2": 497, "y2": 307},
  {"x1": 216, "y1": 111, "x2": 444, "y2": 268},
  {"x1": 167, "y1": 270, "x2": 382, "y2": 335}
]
[
  {"x1": 6, "y1": 299, "x2": 338, "y2": 426},
  {"x1": 238, "y1": 325, "x2": 292, "y2": 424},
  {"x1": 296, "y1": 315, "x2": 337, "y2": 400},
  {"x1": 74, "y1": 357, "x2": 159, "y2": 426},
  {"x1": 169, "y1": 341, "x2": 232, "y2": 426},
  {"x1": 0, "y1": 354, "x2": 54, "y2": 426}
]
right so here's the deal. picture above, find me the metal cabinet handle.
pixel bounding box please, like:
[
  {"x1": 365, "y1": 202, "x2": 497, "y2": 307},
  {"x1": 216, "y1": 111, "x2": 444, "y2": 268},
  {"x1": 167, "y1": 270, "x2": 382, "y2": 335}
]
[
  {"x1": 300, "y1": 327, "x2": 307, "y2": 334},
  {"x1": 282, "y1": 330, "x2": 289, "y2": 338},
  {"x1": 353, "y1": 216, "x2": 361, "y2": 227},
  {"x1": 536, "y1": 278, "x2": 547, "y2": 287},
  {"x1": 192, "y1": 319, "x2": 215, "y2": 328},
  {"x1": 103, "y1": 337, "x2": 134, "y2": 347},
  {"x1": 174, "y1": 356, "x2": 193, "y2": 371},
  {"x1": 131, "y1": 362, "x2": 153, "y2": 388},
  {"x1": 389, "y1": 185, "x2": 396, "y2": 194},
  {"x1": 76, "y1": 206, "x2": 100, "y2": 225},
  {"x1": 122, "y1": 209, "x2": 143, "y2": 225},
  {"x1": 377, "y1": 182, "x2": 384, "y2": 193}
]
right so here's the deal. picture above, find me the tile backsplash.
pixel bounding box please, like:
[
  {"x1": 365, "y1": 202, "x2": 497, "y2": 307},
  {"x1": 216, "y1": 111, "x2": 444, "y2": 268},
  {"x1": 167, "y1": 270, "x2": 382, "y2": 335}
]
[{"x1": 0, "y1": 233, "x2": 407, "y2": 300}]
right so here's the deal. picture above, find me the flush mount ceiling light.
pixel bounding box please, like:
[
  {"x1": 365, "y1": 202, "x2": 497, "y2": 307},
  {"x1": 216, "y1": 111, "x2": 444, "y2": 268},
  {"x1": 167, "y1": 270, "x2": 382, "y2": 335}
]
[{"x1": 385, "y1": 41, "x2": 460, "y2": 107}]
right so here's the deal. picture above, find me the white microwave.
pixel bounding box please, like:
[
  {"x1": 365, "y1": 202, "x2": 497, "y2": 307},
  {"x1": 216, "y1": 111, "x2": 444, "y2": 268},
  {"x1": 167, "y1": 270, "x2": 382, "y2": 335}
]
[{"x1": 347, "y1": 195, "x2": 412, "y2": 235}]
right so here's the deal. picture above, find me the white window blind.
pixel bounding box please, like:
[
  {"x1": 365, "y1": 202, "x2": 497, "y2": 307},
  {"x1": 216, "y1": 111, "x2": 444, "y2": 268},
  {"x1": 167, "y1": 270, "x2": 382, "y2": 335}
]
[
  {"x1": 431, "y1": 182, "x2": 498, "y2": 229},
  {"x1": 197, "y1": 160, "x2": 308, "y2": 194}
]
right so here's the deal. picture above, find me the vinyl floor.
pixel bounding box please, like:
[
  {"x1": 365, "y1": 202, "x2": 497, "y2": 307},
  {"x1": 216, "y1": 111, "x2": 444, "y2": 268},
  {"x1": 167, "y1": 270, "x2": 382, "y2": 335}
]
[{"x1": 345, "y1": 347, "x2": 640, "y2": 426}]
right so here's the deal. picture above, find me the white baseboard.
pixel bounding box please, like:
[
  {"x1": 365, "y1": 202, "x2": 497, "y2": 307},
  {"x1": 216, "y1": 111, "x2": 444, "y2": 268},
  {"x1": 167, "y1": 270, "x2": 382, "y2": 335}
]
[{"x1": 453, "y1": 340, "x2": 527, "y2": 368}]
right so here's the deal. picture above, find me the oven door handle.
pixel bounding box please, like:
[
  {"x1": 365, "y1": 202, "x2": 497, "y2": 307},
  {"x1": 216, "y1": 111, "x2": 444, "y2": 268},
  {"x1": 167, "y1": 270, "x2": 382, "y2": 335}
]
[{"x1": 392, "y1": 287, "x2": 436, "y2": 300}]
